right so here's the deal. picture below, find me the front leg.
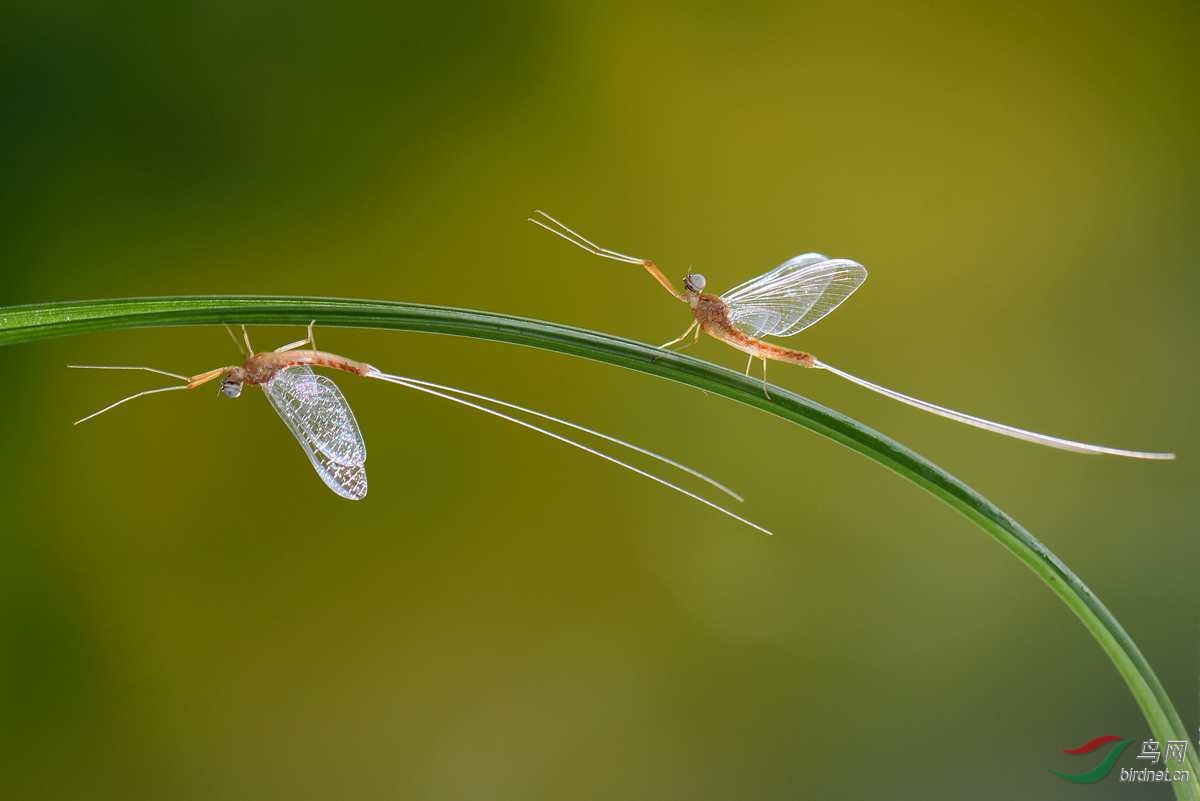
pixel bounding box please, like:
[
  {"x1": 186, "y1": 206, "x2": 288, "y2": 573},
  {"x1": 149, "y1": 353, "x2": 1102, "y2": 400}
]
[{"x1": 659, "y1": 320, "x2": 699, "y2": 351}]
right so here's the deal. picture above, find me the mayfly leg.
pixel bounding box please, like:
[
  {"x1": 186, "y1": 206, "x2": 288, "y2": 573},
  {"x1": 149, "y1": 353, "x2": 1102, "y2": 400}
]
[
  {"x1": 660, "y1": 321, "x2": 699, "y2": 350},
  {"x1": 224, "y1": 324, "x2": 247, "y2": 355},
  {"x1": 66, "y1": 364, "x2": 190, "y2": 381},
  {"x1": 528, "y1": 209, "x2": 645, "y2": 265},
  {"x1": 70, "y1": 383, "x2": 189, "y2": 424},
  {"x1": 65, "y1": 365, "x2": 194, "y2": 424},
  {"x1": 275, "y1": 320, "x2": 318, "y2": 353},
  {"x1": 528, "y1": 210, "x2": 687, "y2": 302}
]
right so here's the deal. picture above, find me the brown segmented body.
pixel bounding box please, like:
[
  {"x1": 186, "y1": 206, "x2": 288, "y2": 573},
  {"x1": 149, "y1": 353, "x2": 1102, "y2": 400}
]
[
  {"x1": 183, "y1": 349, "x2": 378, "y2": 391},
  {"x1": 241, "y1": 349, "x2": 377, "y2": 385},
  {"x1": 690, "y1": 293, "x2": 815, "y2": 368}
]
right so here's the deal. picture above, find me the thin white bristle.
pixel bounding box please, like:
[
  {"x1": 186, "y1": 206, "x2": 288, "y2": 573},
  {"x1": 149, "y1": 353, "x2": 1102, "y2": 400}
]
[
  {"x1": 368, "y1": 370, "x2": 772, "y2": 535},
  {"x1": 815, "y1": 359, "x2": 1175, "y2": 460},
  {"x1": 391, "y1": 373, "x2": 744, "y2": 502}
]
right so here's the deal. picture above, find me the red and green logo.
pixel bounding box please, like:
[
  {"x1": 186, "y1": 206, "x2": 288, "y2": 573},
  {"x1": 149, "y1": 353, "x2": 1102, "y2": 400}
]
[{"x1": 1046, "y1": 734, "x2": 1135, "y2": 784}]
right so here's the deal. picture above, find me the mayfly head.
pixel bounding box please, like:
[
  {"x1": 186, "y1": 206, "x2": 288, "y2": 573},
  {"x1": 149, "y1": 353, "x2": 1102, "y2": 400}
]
[{"x1": 220, "y1": 367, "x2": 245, "y2": 398}]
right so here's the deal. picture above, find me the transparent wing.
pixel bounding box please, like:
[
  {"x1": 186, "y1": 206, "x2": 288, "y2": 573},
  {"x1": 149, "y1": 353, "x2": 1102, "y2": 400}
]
[
  {"x1": 263, "y1": 366, "x2": 368, "y2": 500},
  {"x1": 721, "y1": 253, "x2": 867, "y2": 338}
]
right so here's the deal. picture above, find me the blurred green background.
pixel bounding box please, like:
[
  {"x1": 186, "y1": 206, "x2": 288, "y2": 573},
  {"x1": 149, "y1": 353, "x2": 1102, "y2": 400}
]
[{"x1": 2, "y1": 2, "x2": 1196, "y2": 798}]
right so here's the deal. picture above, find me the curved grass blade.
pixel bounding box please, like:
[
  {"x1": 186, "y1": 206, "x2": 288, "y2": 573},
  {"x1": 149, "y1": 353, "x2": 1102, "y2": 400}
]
[{"x1": 1, "y1": 295, "x2": 1193, "y2": 799}]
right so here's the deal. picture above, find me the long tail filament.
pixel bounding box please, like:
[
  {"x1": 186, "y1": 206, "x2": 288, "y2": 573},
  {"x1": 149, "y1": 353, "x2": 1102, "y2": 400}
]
[
  {"x1": 813, "y1": 359, "x2": 1174, "y2": 460},
  {"x1": 367, "y1": 369, "x2": 771, "y2": 535}
]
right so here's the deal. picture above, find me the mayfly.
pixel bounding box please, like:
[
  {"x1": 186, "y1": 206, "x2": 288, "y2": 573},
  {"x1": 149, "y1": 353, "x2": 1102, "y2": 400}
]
[
  {"x1": 529, "y1": 210, "x2": 1174, "y2": 460},
  {"x1": 70, "y1": 322, "x2": 771, "y2": 534}
]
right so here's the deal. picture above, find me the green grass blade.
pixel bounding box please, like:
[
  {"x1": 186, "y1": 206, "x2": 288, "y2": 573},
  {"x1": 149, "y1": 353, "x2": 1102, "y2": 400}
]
[{"x1": 2, "y1": 295, "x2": 1193, "y2": 796}]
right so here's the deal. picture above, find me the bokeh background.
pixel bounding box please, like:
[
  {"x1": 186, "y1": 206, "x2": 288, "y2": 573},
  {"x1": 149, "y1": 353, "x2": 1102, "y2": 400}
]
[{"x1": 2, "y1": 2, "x2": 1196, "y2": 798}]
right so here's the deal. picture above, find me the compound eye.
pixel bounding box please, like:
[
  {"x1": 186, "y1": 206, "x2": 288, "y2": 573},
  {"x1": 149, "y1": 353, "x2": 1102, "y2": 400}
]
[
  {"x1": 687, "y1": 273, "x2": 707, "y2": 292},
  {"x1": 221, "y1": 380, "x2": 243, "y2": 398}
]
